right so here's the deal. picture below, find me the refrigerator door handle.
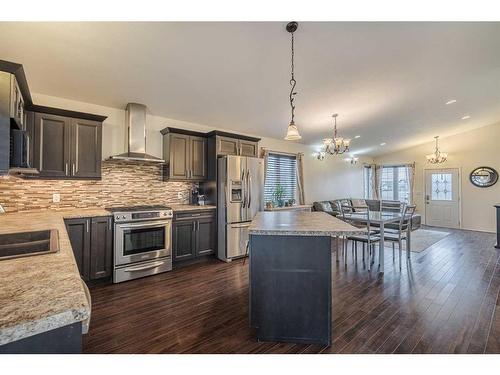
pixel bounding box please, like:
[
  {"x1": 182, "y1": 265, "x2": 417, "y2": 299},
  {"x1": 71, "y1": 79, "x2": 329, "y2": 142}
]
[
  {"x1": 241, "y1": 169, "x2": 246, "y2": 208},
  {"x1": 247, "y1": 169, "x2": 252, "y2": 209}
]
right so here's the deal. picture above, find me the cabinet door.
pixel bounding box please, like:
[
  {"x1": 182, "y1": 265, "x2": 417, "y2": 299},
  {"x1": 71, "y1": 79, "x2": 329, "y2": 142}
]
[
  {"x1": 196, "y1": 217, "x2": 216, "y2": 256},
  {"x1": 216, "y1": 136, "x2": 239, "y2": 156},
  {"x1": 190, "y1": 136, "x2": 207, "y2": 180},
  {"x1": 65, "y1": 218, "x2": 91, "y2": 281},
  {"x1": 71, "y1": 119, "x2": 102, "y2": 178},
  {"x1": 90, "y1": 216, "x2": 113, "y2": 280},
  {"x1": 10, "y1": 75, "x2": 24, "y2": 129},
  {"x1": 172, "y1": 219, "x2": 196, "y2": 261},
  {"x1": 239, "y1": 140, "x2": 259, "y2": 157},
  {"x1": 33, "y1": 113, "x2": 71, "y2": 177},
  {"x1": 169, "y1": 134, "x2": 190, "y2": 179}
]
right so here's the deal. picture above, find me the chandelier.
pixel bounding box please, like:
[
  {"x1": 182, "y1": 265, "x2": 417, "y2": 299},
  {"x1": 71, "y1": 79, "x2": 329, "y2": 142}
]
[
  {"x1": 284, "y1": 21, "x2": 302, "y2": 141},
  {"x1": 426, "y1": 136, "x2": 448, "y2": 164},
  {"x1": 316, "y1": 114, "x2": 350, "y2": 159}
]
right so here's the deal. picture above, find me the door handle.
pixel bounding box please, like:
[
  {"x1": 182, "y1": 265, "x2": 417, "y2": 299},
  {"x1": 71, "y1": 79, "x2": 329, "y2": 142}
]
[
  {"x1": 231, "y1": 223, "x2": 251, "y2": 229},
  {"x1": 118, "y1": 220, "x2": 171, "y2": 229},
  {"x1": 241, "y1": 169, "x2": 246, "y2": 208},
  {"x1": 123, "y1": 261, "x2": 165, "y2": 272},
  {"x1": 247, "y1": 170, "x2": 252, "y2": 208}
]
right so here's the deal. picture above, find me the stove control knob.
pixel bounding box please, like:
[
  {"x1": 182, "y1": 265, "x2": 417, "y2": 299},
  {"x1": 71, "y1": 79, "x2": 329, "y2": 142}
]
[{"x1": 122, "y1": 215, "x2": 126, "y2": 219}]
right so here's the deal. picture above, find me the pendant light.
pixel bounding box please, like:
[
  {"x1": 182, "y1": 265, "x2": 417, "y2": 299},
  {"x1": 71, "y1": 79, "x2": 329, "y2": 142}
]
[
  {"x1": 426, "y1": 136, "x2": 448, "y2": 164},
  {"x1": 284, "y1": 21, "x2": 302, "y2": 141}
]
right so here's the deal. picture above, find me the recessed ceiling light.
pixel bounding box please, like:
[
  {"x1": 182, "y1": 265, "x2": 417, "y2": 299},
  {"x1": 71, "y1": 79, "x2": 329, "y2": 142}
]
[
  {"x1": 445, "y1": 99, "x2": 457, "y2": 105},
  {"x1": 380, "y1": 142, "x2": 386, "y2": 146},
  {"x1": 461, "y1": 115, "x2": 471, "y2": 120},
  {"x1": 354, "y1": 135, "x2": 361, "y2": 139}
]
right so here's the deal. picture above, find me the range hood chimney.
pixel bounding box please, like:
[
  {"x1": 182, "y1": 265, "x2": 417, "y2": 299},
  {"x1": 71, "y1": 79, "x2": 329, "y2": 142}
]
[{"x1": 109, "y1": 103, "x2": 164, "y2": 163}]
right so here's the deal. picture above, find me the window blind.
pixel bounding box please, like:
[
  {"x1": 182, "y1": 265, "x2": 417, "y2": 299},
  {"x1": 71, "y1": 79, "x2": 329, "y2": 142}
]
[{"x1": 264, "y1": 153, "x2": 297, "y2": 203}]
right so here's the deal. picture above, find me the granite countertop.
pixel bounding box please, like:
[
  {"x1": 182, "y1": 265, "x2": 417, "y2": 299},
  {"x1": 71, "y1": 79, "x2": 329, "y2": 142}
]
[
  {"x1": 248, "y1": 211, "x2": 365, "y2": 237},
  {"x1": 0, "y1": 208, "x2": 112, "y2": 346},
  {"x1": 170, "y1": 204, "x2": 216, "y2": 212}
]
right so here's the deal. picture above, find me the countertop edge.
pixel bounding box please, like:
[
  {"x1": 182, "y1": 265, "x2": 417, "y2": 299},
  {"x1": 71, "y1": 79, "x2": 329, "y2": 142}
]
[{"x1": 0, "y1": 307, "x2": 89, "y2": 346}]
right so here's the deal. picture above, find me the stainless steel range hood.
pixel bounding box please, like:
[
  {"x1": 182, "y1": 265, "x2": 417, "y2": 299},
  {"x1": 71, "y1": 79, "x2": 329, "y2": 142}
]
[{"x1": 109, "y1": 103, "x2": 165, "y2": 163}]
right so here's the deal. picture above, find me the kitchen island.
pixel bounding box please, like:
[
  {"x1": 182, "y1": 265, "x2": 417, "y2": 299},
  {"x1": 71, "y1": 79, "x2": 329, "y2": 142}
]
[{"x1": 248, "y1": 211, "x2": 364, "y2": 346}]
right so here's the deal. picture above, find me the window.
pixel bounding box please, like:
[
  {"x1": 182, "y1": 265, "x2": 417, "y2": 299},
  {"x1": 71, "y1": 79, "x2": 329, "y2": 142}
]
[
  {"x1": 363, "y1": 166, "x2": 373, "y2": 199},
  {"x1": 431, "y1": 173, "x2": 452, "y2": 201},
  {"x1": 264, "y1": 153, "x2": 297, "y2": 203},
  {"x1": 380, "y1": 165, "x2": 411, "y2": 203}
]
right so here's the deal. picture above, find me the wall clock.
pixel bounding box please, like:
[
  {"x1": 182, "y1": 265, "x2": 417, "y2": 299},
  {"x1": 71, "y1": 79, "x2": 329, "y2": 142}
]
[{"x1": 469, "y1": 166, "x2": 498, "y2": 188}]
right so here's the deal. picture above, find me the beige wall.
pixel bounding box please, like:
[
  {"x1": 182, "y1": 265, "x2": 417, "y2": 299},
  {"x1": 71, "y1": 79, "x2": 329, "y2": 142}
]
[
  {"x1": 30, "y1": 93, "x2": 370, "y2": 204},
  {"x1": 374, "y1": 121, "x2": 500, "y2": 233}
]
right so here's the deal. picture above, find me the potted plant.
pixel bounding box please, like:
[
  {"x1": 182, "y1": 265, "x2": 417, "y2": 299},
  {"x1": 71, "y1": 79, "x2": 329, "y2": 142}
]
[{"x1": 273, "y1": 185, "x2": 286, "y2": 207}]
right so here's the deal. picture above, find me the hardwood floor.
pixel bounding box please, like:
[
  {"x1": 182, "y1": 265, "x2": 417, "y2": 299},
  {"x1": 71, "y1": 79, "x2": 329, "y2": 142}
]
[{"x1": 83, "y1": 227, "x2": 500, "y2": 354}]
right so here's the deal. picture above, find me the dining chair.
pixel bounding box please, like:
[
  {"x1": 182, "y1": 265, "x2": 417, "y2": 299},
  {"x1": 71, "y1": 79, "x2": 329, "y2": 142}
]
[
  {"x1": 342, "y1": 205, "x2": 381, "y2": 270},
  {"x1": 383, "y1": 204, "x2": 416, "y2": 269}
]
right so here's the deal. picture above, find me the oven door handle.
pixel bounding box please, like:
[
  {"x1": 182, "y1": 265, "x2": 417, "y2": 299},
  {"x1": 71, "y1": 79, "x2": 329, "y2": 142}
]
[
  {"x1": 117, "y1": 220, "x2": 171, "y2": 229},
  {"x1": 123, "y1": 261, "x2": 166, "y2": 272}
]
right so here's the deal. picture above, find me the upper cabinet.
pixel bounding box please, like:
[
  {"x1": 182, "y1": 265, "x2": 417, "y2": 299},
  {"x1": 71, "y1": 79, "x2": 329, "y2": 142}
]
[
  {"x1": 161, "y1": 128, "x2": 207, "y2": 181},
  {"x1": 209, "y1": 132, "x2": 260, "y2": 157},
  {"x1": 32, "y1": 109, "x2": 105, "y2": 179}
]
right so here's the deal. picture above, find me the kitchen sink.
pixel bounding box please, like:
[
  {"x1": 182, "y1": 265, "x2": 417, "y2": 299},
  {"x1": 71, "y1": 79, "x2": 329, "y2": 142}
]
[{"x1": 0, "y1": 229, "x2": 59, "y2": 261}]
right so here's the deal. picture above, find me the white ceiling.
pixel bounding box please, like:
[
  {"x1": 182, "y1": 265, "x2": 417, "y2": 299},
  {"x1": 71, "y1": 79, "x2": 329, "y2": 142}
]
[{"x1": 1, "y1": 22, "x2": 499, "y2": 156}]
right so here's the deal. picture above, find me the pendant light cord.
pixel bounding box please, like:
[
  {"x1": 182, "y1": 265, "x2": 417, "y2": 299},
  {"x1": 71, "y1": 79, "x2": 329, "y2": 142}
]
[{"x1": 289, "y1": 31, "x2": 296, "y2": 123}]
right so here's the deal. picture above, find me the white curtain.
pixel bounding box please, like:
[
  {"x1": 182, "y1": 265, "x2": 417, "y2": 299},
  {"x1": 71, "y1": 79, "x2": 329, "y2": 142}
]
[
  {"x1": 296, "y1": 153, "x2": 305, "y2": 205},
  {"x1": 406, "y1": 162, "x2": 416, "y2": 205},
  {"x1": 373, "y1": 164, "x2": 382, "y2": 200}
]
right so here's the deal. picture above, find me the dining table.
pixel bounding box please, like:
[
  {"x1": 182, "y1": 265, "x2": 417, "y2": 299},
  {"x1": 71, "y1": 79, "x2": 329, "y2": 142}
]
[{"x1": 343, "y1": 211, "x2": 411, "y2": 273}]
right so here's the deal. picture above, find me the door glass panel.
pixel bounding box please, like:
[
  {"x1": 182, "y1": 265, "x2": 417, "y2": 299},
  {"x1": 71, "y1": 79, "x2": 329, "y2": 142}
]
[
  {"x1": 123, "y1": 227, "x2": 165, "y2": 256},
  {"x1": 431, "y1": 173, "x2": 452, "y2": 201}
]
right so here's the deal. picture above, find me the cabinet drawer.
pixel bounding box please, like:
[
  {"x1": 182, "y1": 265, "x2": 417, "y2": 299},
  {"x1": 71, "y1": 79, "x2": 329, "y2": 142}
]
[{"x1": 174, "y1": 210, "x2": 215, "y2": 220}]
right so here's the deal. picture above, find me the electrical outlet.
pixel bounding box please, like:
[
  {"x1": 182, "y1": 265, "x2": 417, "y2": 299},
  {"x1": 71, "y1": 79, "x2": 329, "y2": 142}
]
[
  {"x1": 52, "y1": 193, "x2": 61, "y2": 203},
  {"x1": 177, "y1": 192, "x2": 183, "y2": 199}
]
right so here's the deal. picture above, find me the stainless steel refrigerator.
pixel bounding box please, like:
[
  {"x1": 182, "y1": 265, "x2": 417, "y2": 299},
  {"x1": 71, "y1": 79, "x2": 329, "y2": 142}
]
[{"x1": 217, "y1": 155, "x2": 264, "y2": 262}]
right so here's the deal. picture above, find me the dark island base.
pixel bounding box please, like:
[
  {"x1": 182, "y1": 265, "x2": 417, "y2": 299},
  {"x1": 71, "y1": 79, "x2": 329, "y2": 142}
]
[
  {"x1": 249, "y1": 235, "x2": 333, "y2": 346},
  {"x1": 0, "y1": 322, "x2": 82, "y2": 354}
]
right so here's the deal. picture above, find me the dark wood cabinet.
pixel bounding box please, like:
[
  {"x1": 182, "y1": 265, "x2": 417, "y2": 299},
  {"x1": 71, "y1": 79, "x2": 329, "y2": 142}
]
[
  {"x1": 172, "y1": 210, "x2": 216, "y2": 263},
  {"x1": 190, "y1": 136, "x2": 207, "y2": 180},
  {"x1": 161, "y1": 128, "x2": 207, "y2": 181},
  {"x1": 65, "y1": 216, "x2": 113, "y2": 282},
  {"x1": 239, "y1": 139, "x2": 259, "y2": 157},
  {"x1": 33, "y1": 112, "x2": 103, "y2": 179},
  {"x1": 196, "y1": 216, "x2": 216, "y2": 256},
  {"x1": 33, "y1": 113, "x2": 72, "y2": 178},
  {"x1": 71, "y1": 119, "x2": 102, "y2": 178},
  {"x1": 65, "y1": 218, "x2": 91, "y2": 280},
  {"x1": 90, "y1": 216, "x2": 113, "y2": 280},
  {"x1": 215, "y1": 135, "x2": 259, "y2": 157},
  {"x1": 216, "y1": 136, "x2": 239, "y2": 156},
  {"x1": 172, "y1": 219, "x2": 196, "y2": 261}
]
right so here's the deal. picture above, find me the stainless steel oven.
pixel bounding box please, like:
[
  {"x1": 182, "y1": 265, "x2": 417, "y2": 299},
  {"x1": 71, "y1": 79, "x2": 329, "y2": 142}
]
[{"x1": 109, "y1": 205, "x2": 173, "y2": 283}]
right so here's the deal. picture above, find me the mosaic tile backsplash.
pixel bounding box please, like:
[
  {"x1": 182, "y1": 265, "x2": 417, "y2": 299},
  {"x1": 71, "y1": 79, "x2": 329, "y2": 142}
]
[{"x1": 0, "y1": 160, "x2": 195, "y2": 212}]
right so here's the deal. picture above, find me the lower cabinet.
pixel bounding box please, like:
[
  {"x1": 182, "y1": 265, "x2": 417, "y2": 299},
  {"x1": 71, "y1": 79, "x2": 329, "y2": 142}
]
[
  {"x1": 65, "y1": 216, "x2": 113, "y2": 281},
  {"x1": 172, "y1": 210, "x2": 216, "y2": 263}
]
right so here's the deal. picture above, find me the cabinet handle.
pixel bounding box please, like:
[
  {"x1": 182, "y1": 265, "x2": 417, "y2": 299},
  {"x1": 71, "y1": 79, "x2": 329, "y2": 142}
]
[
  {"x1": 72, "y1": 163, "x2": 76, "y2": 176},
  {"x1": 86, "y1": 220, "x2": 90, "y2": 233},
  {"x1": 65, "y1": 163, "x2": 69, "y2": 175},
  {"x1": 108, "y1": 218, "x2": 112, "y2": 230},
  {"x1": 193, "y1": 221, "x2": 196, "y2": 231},
  {"x1": 239, "y1": 144, "x2": 242, "y2": 155}
]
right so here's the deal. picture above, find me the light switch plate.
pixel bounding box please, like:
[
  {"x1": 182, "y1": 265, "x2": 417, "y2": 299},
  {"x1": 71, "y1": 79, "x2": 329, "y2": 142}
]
[
  {"x1": 177, "y1": 192, "x2": 183, "y2": 199},
  {"x1": 52, "y1": 193, "x2": 61, "y2": 203}
]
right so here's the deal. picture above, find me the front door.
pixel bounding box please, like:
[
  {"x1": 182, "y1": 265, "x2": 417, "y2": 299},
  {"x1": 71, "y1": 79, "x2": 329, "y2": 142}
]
[{"x1": 424, "y1": 168, "x2": 460, "y2": 228}]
